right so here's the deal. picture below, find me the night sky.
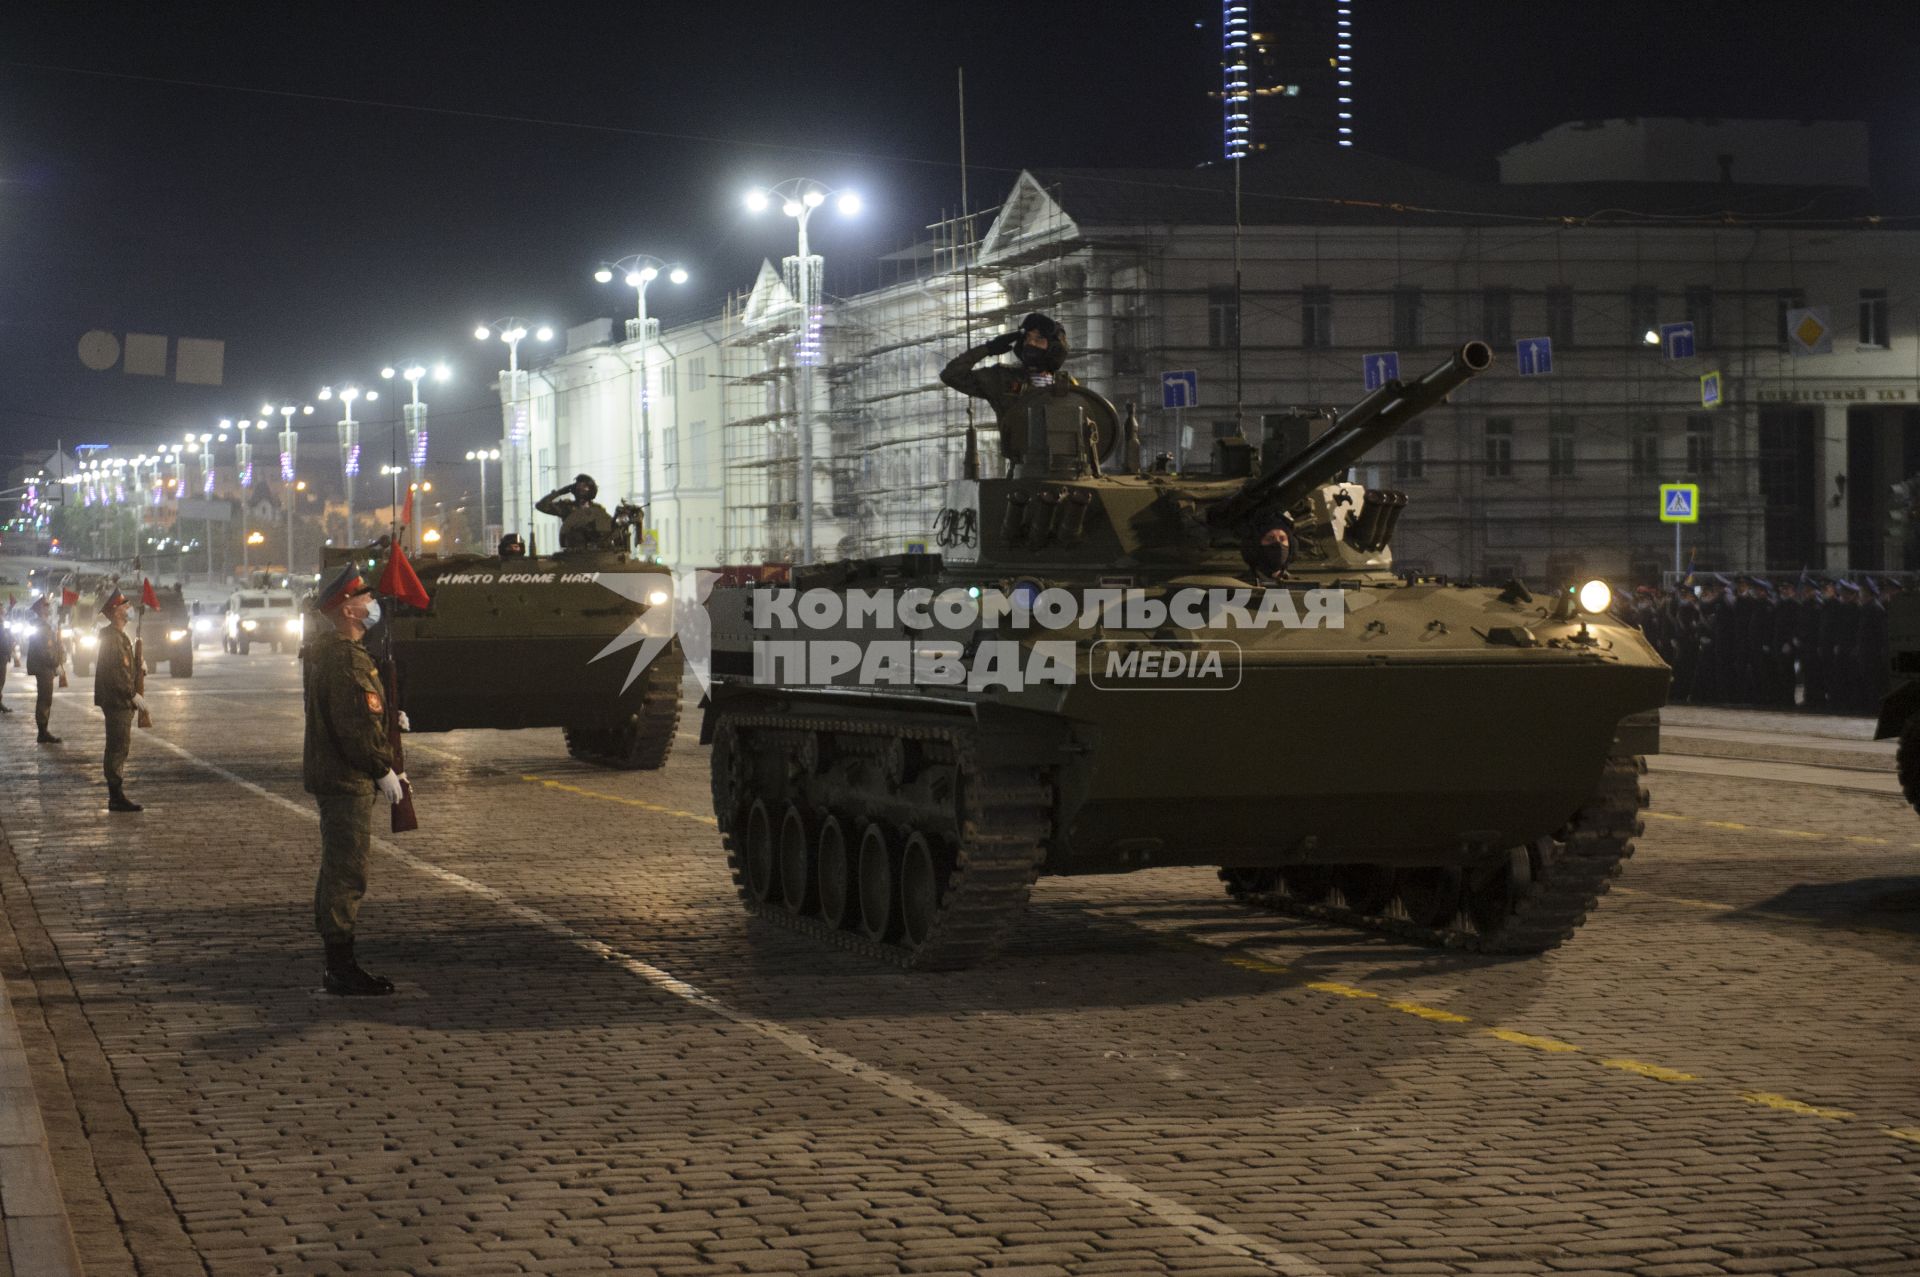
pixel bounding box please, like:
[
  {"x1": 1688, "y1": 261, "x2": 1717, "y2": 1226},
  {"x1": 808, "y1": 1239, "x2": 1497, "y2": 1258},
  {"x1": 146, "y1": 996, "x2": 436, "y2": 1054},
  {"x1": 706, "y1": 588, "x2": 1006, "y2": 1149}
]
[{"x1": 2, "y1": 0, "x2": 1917, "y2": 470}]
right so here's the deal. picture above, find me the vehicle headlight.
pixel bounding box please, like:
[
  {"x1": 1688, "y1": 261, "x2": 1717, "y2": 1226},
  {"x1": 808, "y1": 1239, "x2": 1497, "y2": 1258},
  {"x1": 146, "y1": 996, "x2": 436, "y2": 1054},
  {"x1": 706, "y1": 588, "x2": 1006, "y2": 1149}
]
[
  {"x1": 647, "y1": 589, "x2": 669, "y2": 606},
  {"x1": 81, "y1": 634, "x2": 98, "y2": 649},
  {"x1": 193, "y1": 618, "x2": 212, "y2": 632},
  {"x1": 286, "y1": 617, "x2": 303, "y2": 634},
  {"x1": 166, "y1": 629, "x2": 189, "y2": 642},
  {"x1": 1576, "y1": 579, "x2": 1612, "y2": 615},
  {"x1": 241, "y1": 619, "x2": 258, "y2": 631}
]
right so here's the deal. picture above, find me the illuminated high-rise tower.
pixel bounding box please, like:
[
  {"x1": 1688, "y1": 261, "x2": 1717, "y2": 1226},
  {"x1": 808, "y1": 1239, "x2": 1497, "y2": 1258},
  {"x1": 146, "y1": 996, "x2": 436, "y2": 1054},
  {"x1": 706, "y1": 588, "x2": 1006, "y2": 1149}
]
[{"x1": 1221, "y1": 0, "x2": 1354, "y2": 159}]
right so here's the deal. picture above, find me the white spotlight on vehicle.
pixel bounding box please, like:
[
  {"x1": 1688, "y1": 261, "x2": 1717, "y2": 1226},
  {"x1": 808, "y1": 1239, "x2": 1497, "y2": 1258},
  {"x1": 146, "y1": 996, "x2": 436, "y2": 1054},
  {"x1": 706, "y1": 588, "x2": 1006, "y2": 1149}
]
[{"x1": 1577, "y1": 579, "x2": 1612, "y2": 615}]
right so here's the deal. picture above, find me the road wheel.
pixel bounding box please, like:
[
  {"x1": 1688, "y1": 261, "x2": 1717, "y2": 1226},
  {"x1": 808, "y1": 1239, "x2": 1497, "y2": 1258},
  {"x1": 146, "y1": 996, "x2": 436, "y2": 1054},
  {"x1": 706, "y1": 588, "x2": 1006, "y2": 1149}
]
[
  {"x1": 857, "y1": 823, "x2": 900, "y2": 942},
  {"x1": 777, "y1": 804, "x2": 816, "y2": 914},
  {"x1": 1334, "y1": 864, "x2": 1396, "y2": 915},
  {"x1": 898, "y1": 832, "x2": 953, "y2": 950},
  {"x1": 816, "y1": 816, "x2": 856, "y2": 929},
  {"x1": 741, "y1": 800, "x2": 777, "y2": 904},
  {"x1": 1396, "y1": 866, "x2": 1463, "y2": 929}
]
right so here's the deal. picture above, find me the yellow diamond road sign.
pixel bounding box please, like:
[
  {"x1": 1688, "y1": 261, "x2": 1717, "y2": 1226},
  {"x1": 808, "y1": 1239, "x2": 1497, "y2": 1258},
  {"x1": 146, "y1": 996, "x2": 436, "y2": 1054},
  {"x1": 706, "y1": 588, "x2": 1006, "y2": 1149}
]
[
  {"x1": 1787, "y1": 306, "x2": 1834, "y2": 356},
  {"x1": 1795, "y1": 313, "x2": 1825, "y2": 346},
  {"x1": 1660, "y1": 483, "x2": 1699, "y2": 524}
]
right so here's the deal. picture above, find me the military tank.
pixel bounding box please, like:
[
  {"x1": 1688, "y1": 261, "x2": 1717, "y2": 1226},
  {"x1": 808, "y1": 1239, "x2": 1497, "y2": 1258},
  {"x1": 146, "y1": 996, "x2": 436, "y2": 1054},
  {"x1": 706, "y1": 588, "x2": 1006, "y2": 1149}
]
[
  {"x1": 701, "y1": 342, "x2": 1671, "y2": 969},
  {"x1": 321, "y1": 532, "x2": 683, "y2": 769}
]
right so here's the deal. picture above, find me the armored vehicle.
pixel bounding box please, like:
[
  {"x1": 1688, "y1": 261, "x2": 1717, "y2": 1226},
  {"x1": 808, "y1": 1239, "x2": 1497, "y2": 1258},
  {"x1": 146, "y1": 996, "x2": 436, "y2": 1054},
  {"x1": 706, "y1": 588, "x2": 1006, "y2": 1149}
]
[
  {"x1": 321, "y1": 537, "x2": 682, "y2": 769},
  {"x1": 1875, "y1": 589, "x2": 1919, "y2": 812},
  {"x1": 143, "y1": 584, "x2": 194, "y2": 677},
  {"x1": 702, "y1": 343, "x2": 1671, "y2": 969}
]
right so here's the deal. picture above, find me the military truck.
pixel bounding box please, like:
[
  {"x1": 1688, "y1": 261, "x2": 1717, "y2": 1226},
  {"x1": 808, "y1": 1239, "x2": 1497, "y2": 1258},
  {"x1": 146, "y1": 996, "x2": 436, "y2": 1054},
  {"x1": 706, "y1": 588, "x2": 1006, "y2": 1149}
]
[
  {"x1": 142, "y1": 584, "x2": 194, "y2": 677},
  {"x1": 701, "y1": 343, "x2": 1670, "y2": 969},
  {"x1": 320, "y1": 535, "x2": 683, "y2": 770}
]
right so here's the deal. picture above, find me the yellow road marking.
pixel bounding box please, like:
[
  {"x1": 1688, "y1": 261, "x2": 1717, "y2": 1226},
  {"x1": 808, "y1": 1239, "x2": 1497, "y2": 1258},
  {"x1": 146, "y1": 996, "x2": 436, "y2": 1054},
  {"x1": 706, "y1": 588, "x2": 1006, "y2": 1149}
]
[
  {"x1": 520, "y1": 775, "x2": 719, "y2": 826},
  {"x1": 1644, "y1": 807, "x2": 1902, "y2": 848},
  {"x1": 521, "y1": 775, "x2": 1915, "y2": 1147},
  {"x1": 1740, "y1": 1092, "x2": 1856, "y2": 1120},
  {"x1": 1485, "y1": 1029, "x2": 1580, "y2": 1053},
  {"x1": 1601, "y1": 1058, "x2": 1698, "y2": 1082}
]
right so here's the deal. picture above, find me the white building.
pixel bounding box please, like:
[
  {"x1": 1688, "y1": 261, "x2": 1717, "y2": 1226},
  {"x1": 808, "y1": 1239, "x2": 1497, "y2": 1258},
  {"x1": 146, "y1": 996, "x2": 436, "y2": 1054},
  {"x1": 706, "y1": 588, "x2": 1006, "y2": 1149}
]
[{"x1": 497, "y1": 123, "x2": 1920, "y2": 582}]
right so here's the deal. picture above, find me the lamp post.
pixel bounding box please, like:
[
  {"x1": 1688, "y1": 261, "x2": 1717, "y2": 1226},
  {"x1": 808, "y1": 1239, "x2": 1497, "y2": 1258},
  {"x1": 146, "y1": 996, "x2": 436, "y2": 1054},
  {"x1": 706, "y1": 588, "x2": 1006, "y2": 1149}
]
[
  {"x1": 593, "y1": 256, "x2": 688, "y2": 515},
  {"x1": 381, "y1": 360, "x2": 451, "y2": 553},
  {"x1": 264, "y1": 401, "x2": 315, "y2": 574},
  {"x1": 319, "y1": 383, "x2": 378, "y2": 546},
  {"x1": 744, "y1": 179, "x2": 860, "y2": 563},
  {"x1": 465, "y1": 448, "x2": 500, "y2": 547},
  {"x1": 474, "y1": 319, "x2": 554, "y2": 544}
]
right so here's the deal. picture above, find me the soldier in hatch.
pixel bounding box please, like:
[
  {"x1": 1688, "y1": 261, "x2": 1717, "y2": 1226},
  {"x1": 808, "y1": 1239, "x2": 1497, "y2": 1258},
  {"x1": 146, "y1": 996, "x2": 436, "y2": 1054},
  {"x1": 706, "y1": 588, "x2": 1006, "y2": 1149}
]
[
  {"x1": 536, "y1": 473, "x2": 616, "y2": 550},
  {"x1": 939, "y1": 312, "x2": 1078, "y2": 439}
]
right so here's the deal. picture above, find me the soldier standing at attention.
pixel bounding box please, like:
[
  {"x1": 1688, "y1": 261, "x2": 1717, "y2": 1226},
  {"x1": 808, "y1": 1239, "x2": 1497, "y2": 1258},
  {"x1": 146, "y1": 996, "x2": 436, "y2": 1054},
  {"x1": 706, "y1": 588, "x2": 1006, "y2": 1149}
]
[
  {"x1": 25, "y1": 595, "x2": 64, "y2": 743},
  {"x1": 535, "y1": 474, "x2": 615, "y2": 550},
  {"x1": 0, "y1": 603, "x2": 13, "y2": 713},
  {"x1": 303, "y1": 565, "x2": 407, "y2": 996},
  {"x1": 93, "y1": 591, "x2": 147, "y2": 812}
]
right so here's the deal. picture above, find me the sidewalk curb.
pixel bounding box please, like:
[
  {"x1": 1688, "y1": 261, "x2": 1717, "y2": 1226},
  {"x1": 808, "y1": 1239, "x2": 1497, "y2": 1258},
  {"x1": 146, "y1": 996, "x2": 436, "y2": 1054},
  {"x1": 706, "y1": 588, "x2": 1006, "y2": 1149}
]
[{"x1": 0, "y1": 970, "x2": 83, "y2": 1276}]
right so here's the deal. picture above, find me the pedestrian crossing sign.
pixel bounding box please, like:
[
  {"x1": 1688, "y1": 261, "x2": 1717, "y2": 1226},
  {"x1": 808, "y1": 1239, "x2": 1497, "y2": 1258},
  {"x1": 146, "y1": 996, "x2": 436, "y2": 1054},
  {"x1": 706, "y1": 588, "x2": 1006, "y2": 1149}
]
[{"x1": 1659, "y1": 483, "x2": 1699, "y2": 524}]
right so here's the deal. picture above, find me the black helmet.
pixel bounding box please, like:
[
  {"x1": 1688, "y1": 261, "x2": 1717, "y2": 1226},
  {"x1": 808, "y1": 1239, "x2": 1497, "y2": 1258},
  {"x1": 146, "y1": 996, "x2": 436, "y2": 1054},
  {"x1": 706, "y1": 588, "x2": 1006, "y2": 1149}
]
[
  {"x1": 498, "y1": 533, "x2": 525, "y2": 557},
  {"x1": 573, "y1": 473, "x2": 598, "y2": 501},
  {"x1": 1016, "y1": 313, "x2": 1068, "y2": 373}
]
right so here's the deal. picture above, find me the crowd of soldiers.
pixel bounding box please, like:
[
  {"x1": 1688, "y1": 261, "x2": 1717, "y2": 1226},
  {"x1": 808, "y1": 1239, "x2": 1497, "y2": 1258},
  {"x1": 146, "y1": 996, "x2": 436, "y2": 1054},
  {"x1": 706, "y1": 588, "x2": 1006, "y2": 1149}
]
[{"x1": 1618, "y1": 575, "x2": 1896, "y2": 715}]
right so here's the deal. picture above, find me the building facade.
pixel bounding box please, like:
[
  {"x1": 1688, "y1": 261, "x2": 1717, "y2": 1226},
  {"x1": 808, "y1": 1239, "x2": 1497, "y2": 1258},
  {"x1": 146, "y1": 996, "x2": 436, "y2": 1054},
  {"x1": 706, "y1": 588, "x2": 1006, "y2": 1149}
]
[{"x1": 496, "y1": 139, "x2": 1920, "y2": 583}]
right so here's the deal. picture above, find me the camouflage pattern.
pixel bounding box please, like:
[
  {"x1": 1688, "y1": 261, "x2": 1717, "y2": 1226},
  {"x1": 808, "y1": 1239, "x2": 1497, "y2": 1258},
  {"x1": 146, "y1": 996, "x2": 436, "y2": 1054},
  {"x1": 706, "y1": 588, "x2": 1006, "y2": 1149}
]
[
  {"x1": 301, "y1": 626, "x2": 393, "y2": 796},
  {"x1": 314, "y1": 792, "x2": 375, "y2": 941},
  {"x1": 535, "y1": 488, "x2": 616, "y2": 550},
  {"x1": 24, "y1": 616, "x2": 62, "y2": 676},
  {"x1": 93, "y1": 625, "x2": 137, "y2": 710},
  {"x1": 939, "y1": 343, "x2": 1084, "y2": 454},
  {"x1": 102, "y1": 708, "x2": 133, "y2": 789}
]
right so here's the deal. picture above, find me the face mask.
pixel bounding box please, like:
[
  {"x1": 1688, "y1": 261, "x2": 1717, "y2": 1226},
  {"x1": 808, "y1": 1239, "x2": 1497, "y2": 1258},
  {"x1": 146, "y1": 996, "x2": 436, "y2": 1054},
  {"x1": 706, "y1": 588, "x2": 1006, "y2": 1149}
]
[
  {"x1": 1017, "y1": 341, "x2": 1065, "y2": 373},
  {"x1": 362, "y1": 599, "x2": 382, "y2": 628},
  {"x1": 1251, "y1": 544, "x2": 1290, "y2": 578}
]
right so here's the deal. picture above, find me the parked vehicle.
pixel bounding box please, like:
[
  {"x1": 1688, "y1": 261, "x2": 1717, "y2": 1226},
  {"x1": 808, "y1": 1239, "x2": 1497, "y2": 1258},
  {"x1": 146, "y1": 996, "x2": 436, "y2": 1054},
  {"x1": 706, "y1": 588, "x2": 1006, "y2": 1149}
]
[{"x1": 223, "y1": 588, "x2": 302, "y2": 654}]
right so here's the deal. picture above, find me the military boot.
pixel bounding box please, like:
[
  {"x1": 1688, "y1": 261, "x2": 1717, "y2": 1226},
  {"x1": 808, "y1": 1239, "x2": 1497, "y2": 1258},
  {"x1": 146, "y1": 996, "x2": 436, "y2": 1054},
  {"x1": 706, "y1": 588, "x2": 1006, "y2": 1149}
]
[
  {"x1": 107, "y1": 786, "x2": 143, "y2": 813},
  {"x1": 323, "y1": 939, "x2": 395, "y2": 996}
]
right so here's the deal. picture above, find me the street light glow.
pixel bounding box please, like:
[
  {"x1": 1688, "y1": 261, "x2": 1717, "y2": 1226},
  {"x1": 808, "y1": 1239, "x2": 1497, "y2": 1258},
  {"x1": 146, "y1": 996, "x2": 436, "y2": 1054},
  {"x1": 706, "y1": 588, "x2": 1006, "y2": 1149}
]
[
  {"x1": 381, "y1": 366, "x2": 397, "y2": 379},
  {"x1": 638, "y1": 266, "x2": 659, "y2": 282},
  {"x1": 836, "y1": 191, "x2": 862, "y2": 216},
  {"x1": 535, "y1": 326, "x2": 553, "y2": 342},
  {"x1": 474, "y1": 325, "x2": 492, "y2": 340},
  {"x1": 669, "y1": 267, "x2": 689, "y2": 285},
  {"x1": 594, "y1": 268, "x2": 615, "y2": 284},
  {"x1": 317, "y1": 388, "x2": 332, "y2": 401},
  {"x1": 433, "y1": 363, "x2": 450, "y2": 381},
  {"x1": 802, "y1": 189, "x2": 825, "y2": 208},
  {"x1": 781, "y1": 200, "x2": 803, "y2": 217},
  {"x1": 744, "y1": 190, "x2": 769, "y2": 212},
  {"x1": 625, "y1": 271, "x2": 643, "y2": 287}
]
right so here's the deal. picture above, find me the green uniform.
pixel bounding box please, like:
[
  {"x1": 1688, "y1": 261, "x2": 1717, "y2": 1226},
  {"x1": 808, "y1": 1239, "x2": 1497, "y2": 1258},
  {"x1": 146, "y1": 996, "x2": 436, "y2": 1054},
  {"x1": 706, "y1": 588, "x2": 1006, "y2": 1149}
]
[
  {"x1": 93, "y1": 625, "x2": 138, "y2": 790},
  {"x1": 535, "y1": 489, "x2": 616, "y2": 550},
  {"x1": 301, "y1": 627, "x2": 395, "y2": 942},
  {"x1": 24, "y1": 617, "x2": 63, "y2": 735},
  {"x1": 939, "y1": 343, "x2": 1082, "y2": 458}
]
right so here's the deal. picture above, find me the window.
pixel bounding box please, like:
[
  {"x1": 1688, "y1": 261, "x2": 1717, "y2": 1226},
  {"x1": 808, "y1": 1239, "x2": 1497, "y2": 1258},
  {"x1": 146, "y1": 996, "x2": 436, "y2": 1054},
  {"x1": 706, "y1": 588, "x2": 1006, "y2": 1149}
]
[
  {"x1": 658, "y1": 364, "x2": 676, "y2": 398},
  {"x1": 687, "y1": 356, "x2": 708, "y2": 391},
  {"x1": 1628, "y1": 284, "x2": 1659, "y2": 344},
  {"x1": 1391, "y1": 286, "x2": 1424, "y2": 348},
  {"x1": 1684, "y1": 285, "x2": 1715, "y2": 350},
  {"x1": 687, "y1": 421, "x2": 707, "y2": 485},
  {"x1": 1548, "y1": 416, "x2": 1576, "y2": 478},
  {"x1": 1301, "y1": 286, "x2": 1333, "y2": 348},
  {"x1": 1775, "y1": 288, "x2": 1806, "y2": 346},
  {"x1": 660, "y1": 425, "x2": 679, "y2": 483},
  {"x1": 1207, "y1": 286, "x2": 1239, "y2": 348},
  {"x1": 1211, "y1": 419, "x2": 1242, "y2": 439},
  {"x1": 1392, "y1": 425, "x2": 1425, "y2": 481},
  {"x1": 1481, "y1": 287, "x2": 1513, "y2": 348},
  {"x1": 1686, "y1": 414, "x2": 1715, "y2": 476},
  {"x1": 1484, "y1": 418, "x2": 1513, "y2": 478},
  {"x1": 1546, "y1": 286, "x2": 1575, "y2": 348},
  {"x1": 1860, "y1": 288, "x2": 1890, "y2": 349},
  {"x1": 1631, "y1": 416, "x2": 1661, "y2": 479}
]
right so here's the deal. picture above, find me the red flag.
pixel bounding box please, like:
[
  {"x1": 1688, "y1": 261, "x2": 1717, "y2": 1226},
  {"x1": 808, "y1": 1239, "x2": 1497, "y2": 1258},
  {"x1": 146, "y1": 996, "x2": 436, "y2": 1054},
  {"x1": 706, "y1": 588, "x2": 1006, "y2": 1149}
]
[
  {"x1": 377, "y1": 541, "x2": 431, "y2": 611},
  {"x1": 399, "y1": 486, "x2": 414, "y2": 530},
  {"x1": 61, "y1": 588, "x2": 78, "y2": 607},
  {"x1": 141, "y1": 578, "x2": 161, "y2": 610}
]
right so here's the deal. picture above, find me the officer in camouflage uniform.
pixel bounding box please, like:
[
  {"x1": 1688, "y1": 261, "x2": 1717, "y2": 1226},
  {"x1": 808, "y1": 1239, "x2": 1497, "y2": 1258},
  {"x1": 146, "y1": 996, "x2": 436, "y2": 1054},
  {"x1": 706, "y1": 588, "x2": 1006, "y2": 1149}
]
[
  {"x1": 535, "y1": 474, "x2": 616, "y2": 550},
  {"x1": 302, "y1": 565, "x2": 406, "y2": 996},
  {"x1": 92, "y1": 591, "x2": 146, "y2": 812},
  {"x1": 25, "y1": 595, "x2": 64, "y2": 743},
  {"x1": 939, "y1": 312, "x2": 1077, "y2": 452}
]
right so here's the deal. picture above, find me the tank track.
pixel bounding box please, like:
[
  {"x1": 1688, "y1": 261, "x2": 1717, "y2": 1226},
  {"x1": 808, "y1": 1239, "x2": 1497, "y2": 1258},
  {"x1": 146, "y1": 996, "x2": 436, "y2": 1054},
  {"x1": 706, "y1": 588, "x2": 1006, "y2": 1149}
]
[
  {"x1": 1898, "y1": 717, "x2": 1920, "y2": 817},
  {"x1": 563, "y1": 648, "x2": 684, "y2": 770},
  {"x1": 710, "y1": 710, "x2": 1050, "y2": 970},
  {"x1": 1221, "y1": 756, "x2": 1648, "y2": 953}
]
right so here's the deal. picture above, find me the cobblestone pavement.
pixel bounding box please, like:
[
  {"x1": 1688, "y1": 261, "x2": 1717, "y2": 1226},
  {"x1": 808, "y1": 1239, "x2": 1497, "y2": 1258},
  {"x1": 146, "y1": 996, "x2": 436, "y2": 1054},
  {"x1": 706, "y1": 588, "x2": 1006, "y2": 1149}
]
[{"x1": 0, "y1": 649, "x2": 1914, "y2": 1276}]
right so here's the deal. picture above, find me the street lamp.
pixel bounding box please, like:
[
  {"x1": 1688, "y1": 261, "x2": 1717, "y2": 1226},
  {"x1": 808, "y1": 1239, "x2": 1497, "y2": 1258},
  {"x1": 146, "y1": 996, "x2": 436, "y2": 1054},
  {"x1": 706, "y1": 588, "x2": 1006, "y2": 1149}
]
[
  {"x1": 475, "y1": 318, "x2": 554, "y2": 542},
  {"x1": 264, "y1": 401, "x2": 314, "y2": 573},
  {"x1": 465, "y1": 447, "x2": 501, "y2": 547},
  {"x1": 380, "y1": 360, "x2": 451, "y2": 553},
  {"x1": 594, "y1": 255, "x2": 689, "y2": 514},
  {"x1": 743, "y1": 178, "x2": 861, "y2": 562},
  {"x1": 319, "y1": 383, "x2": 379, "y2": 545}
]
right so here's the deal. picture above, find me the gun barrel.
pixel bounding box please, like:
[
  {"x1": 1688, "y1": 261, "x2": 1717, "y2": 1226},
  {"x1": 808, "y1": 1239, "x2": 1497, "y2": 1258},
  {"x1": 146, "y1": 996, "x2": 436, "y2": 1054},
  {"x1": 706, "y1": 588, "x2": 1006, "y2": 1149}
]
[{"x1": 1233, "y1": 341, "x2": 1493, "y2": 523}]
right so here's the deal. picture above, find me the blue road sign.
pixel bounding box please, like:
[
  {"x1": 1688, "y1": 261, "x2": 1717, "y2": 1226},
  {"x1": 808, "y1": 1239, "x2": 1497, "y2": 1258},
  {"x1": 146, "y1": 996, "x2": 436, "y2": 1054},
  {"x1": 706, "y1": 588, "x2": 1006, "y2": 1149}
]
[
  {"x1": 1659, "y1": 322, "x2": 1695, "y2": 360},
  {"x1": 1700, "y1": 370, "x2": 1723, "y2": 408},
  {"x1": 1160, "y1": 370, "x2": 1199, "y2": 410},
  {"x1": 1516, "y1": 337, "x2": 1553, "y2": 376},
  {"x1": 1363, "y1": 351, "x2": 1400, "y2": 390},
  {"x1": 1659, "y1": 483, "x2": 1699, "y2": 525}
]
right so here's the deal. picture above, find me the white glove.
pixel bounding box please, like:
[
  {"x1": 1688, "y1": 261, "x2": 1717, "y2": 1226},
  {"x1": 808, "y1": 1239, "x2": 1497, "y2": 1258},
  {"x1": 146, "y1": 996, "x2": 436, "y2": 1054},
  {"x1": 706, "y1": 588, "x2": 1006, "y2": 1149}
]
[
  {"x1": 132, "y1": 694, "x2": 149, "y2": 713},
  {"x1": 397, "y1": 710, "x2": 410, "y2": 732},
  {"x1": 376, "y1": 770, "x2": 406, "y2": 804}
]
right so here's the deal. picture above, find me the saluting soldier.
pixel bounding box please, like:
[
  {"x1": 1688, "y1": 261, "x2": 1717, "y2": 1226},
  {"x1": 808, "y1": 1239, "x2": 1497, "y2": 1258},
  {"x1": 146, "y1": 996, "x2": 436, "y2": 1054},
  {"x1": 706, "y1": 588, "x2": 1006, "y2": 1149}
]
[
  {"x1": 92, "y1": 591, "x2": 147, "y2": 812},
  {"x1": 24, "y1": 595, "x2": 64, "y2": 743},
  {"x1": 940, "y1": 312, "x2": 1077, "y2": 434},
  {"x1": 302, "y1": 565, "x2": 407, "y2": 996},
  {"x1": 535, "y1": 474, "x2": 616, "y2": 551}
]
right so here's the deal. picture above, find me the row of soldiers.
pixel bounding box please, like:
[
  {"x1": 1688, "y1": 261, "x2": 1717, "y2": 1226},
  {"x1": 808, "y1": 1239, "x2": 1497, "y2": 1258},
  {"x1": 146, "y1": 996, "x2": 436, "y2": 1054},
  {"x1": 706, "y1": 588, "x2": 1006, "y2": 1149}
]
[{"x1": 1618, "y1": 576, "x2": 1896, "y2": 715}]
